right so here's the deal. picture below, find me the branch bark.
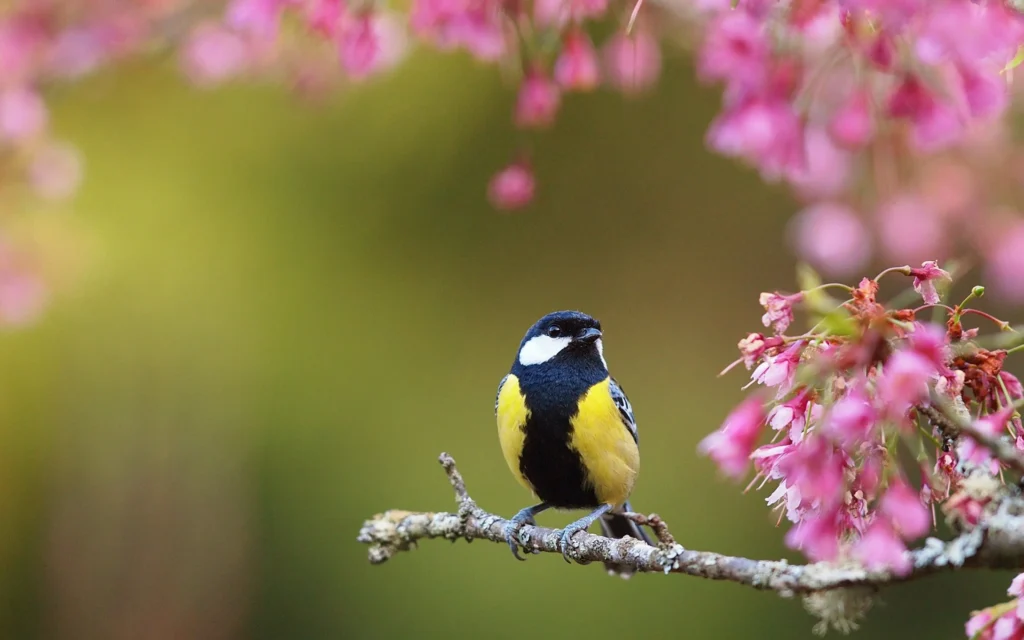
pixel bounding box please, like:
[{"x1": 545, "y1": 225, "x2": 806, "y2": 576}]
[{"x1": 357, "y1": 452, "x2": 1024, "y2": 595}]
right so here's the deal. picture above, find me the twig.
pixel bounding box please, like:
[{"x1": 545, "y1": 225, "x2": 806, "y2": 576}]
[
  {"x1": 357, "y1": 453, "x2": 1024, "y2": 595},
  {"x1": 920, "y1": 395, "x2": 1024, "y2": 475}
]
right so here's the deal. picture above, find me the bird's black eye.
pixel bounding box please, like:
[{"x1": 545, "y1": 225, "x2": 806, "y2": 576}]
[{"x1": 547, "y1": 325, "x2": 562, "y2": 338}]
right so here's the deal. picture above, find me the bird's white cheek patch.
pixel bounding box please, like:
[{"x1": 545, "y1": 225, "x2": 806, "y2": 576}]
[
  {"x1": 595, "y1": 338, "x2": 608, "y2": 370},
  {"x1": 518, "y1": 335, "x2": 572, "y2": 366}
]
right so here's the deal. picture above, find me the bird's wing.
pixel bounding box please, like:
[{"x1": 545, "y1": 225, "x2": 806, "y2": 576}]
[
  {"x1": 609, "y1": 377, "x2": 639, "y2": 445},
  {"x1": 495, "y1": 374, "x2": 509, "y2": 415}
]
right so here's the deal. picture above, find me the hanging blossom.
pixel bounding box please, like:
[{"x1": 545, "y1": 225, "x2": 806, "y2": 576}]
[
  {"x1": 686, "y1": 1, "x2": 1024, "y2": 303},
  {"x1": 4, "y1": 2, "x2": 1024, "y2": 329},
  {"x1": 701, "y1": 260, "x2": 1024, "y2": 633}
]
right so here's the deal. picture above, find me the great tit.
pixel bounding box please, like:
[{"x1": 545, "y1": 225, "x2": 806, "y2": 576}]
[{"x1": 495, "y1": 310, "x2": 651, "y2": 577}]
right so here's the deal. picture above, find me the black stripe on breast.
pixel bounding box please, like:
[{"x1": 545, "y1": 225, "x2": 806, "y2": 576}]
[{"x1": 513, "y1": 361, "x2": 606, "y2": 509}]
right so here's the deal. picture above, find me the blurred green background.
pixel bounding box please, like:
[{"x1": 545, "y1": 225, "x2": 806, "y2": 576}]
[{"x1": 0, "y1": 46, "x2": 1018, "y2": 640}]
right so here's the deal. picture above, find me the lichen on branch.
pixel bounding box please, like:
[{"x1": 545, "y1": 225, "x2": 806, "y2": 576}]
[{"x1": 358, "y1": 450, "x2": 1024, "y2": 634}]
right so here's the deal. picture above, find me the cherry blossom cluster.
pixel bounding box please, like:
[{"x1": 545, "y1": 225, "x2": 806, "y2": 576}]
[
  {"x1": 699, "y1": 261, "x2": 1024, "y2": 589},
  {"x1": 689, "y1": 0, "x2": 1024, "y2": 302}
]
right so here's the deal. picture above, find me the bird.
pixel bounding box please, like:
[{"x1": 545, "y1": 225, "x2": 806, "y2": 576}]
[{"x1": 494, "y1": 310, "x2": 651, "y2": 577}]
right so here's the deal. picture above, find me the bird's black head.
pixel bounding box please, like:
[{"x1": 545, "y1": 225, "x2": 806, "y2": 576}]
[{"x1": 514, "y1": 310, "x2": 607, "y2": 372}]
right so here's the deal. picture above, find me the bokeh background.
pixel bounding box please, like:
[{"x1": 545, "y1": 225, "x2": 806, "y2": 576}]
[{"x1": 0, "y1": 44, "x2": 1020, "y2": 640}]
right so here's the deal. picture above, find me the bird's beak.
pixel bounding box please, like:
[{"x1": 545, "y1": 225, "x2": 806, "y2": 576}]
[{"x1": 575, "y1": 328, "x2": 602, "y2": 344}]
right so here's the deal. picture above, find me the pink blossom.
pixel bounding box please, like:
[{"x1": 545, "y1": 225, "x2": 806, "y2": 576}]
[
  {"x1": 28, "y1": 142, "x2": 82, "y2": 201},
  {"x1": 948, "y1": 487, "x2": 990, "y2": 527},
  {"x1": 46, "y1": 23, "x2": 124, "y2": 80},
  {"x1": 307, "y1": 0, "x2": 345, "y2": 37},
  {"x1": 986, "y1": 222, "x2": 1024, "y2": 302},
  {"x1": 993, "y1": 615, "x2": 1024, "y2": 640},
  {"x1": 878, "y1": 349, "x2": 936, "y2": 420},
  {"x1": 767, "y1": 390, "x2": 818, "y2": 443},
  {"x1": 759, "y1": 291, "x2": 802, "y2": 334},
  {"x1": 487, "y1": 161, "x2": 534, "y2": 210},
  {"x1": 776, "y1": 435, "x2": 846, "y2": 510},
  {"x1": 852, "y1": 519, "x2": 911, "y2": 575},
  {"x1": 698, "y1": 395, "x2": 767, "y2": 479},
  {"x1": 788, "y1": 202, "x2": 871, "y2": 277},
  {"x1": 1009, "y1": 573, "x2": 1024, "y2": 598},
  {"x1": 533, "y1": 0, "x2": 608, "y2": 29},
  {"x1": 751, "y1": 440, "x2": 793, "y2": 482},
  {"x1": 226, "y1": 0, "x2": 288, "y2": 38},
  {"x1": 887, "y1": 76, "x2": 964, "y2": 151},
  {"x1": 409, "y1": 0, "x2": 505, "y2": 61},
  {"x1": 554, "y1": 31, "x2": 599, "y2": 92},
  {"x1": 786, "y1": 128, "x2": 852, "y2": 200},
  {"x1": 601, "y1": 30, "x2": 661, "y2": 96},
  {"x1": 825, "y1": 388, "x2": 878, "y2": 446},
  {"x1": 784, "y1": 510, "x2": 840, "y2": 562},
  {"x1": 880, "y1": 477, "x2": 930, "y2": 539},
  {"x1": 958, "y1": 408, "x2": 1014, "y2": 472},
  {"x1": 697, "y1": 11, "x2": 769, "y2": 92},
  {"x1": 0, "y1": 86, "x2": 46, "y2": 141},
  {"x1": 0, "y1": 257, "x2": 47, "y2": 326},
  {"x1": 875, "y1": 195, "x2": 946, "y2": 266},
  {"x1": 999, "y1": 372, "x2": 1023, "y2": 406},
  {"x1": 737, "y1": 332, "x2": 776, "y2": 369},
  {"x1": 0, "y1": 17, "x2": 46, "y2": 83},
  {"x1": 907, "y1": 321, "x2": 950, "y2": 369},
  {"x1": 751, "y1": 341, "x2": 803, "y2": 392},
  {"x1": 914, "y1": 3, "x2": 1024, "y2": 66},
  {"x1": 181, "y1": 24, "x2": 249, "y2": 86},
  {"x1": 829, "y1": 88, "x2": 874, "y2": 149},
  {"x1": 910, "y1": 261, "x2": 951, "y2": 305},
  {"x1": 965, "y1": 610, "x2": 994, "y2": 640},
  {"x1": 957, "y1": 64, "x2": 1008, "y2": 121},
  {"x1": 338, "y1": 14, "x2": 382, "y2": 80},
  {"x1": 515, "y1": 69, "x2": 560, "y2": 128},
  {"x1": 707, "y1": 96, "x2": 805, "y2": 180},
  {"x1": 844, "y1": 0, "x2": 923, "y2": 31}
]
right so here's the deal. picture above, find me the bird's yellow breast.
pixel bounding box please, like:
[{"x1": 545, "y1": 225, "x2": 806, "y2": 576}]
[
  {"x1": 570, "y1": 378, "x2": 640, "y2": 507},
  {"x1": 496, "y1": 375, "x2": 533, "y2": 492}
]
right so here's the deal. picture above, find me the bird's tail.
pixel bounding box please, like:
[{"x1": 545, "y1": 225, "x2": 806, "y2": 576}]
[{"x1": 598, "y1": 501, "x2": 652, "y2": 579}]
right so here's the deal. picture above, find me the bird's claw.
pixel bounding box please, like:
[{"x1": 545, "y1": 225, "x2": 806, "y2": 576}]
[
  {"x1": 559, "y1": 526, "x2": 581, "y2": 564},
  {"x1": 503, "y1": 513, "x2": 537, "y2": 561}
]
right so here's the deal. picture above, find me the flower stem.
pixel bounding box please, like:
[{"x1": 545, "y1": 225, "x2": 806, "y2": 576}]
[
  {"x1": 960, "y1": 309, "x2": 1016, "y2": 332},
  {"x1": 873, "y1": 265, "x2": 912, "y2": 281}
]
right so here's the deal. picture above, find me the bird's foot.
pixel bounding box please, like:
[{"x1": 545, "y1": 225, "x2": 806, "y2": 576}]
[
  {"x1": 557, "y1": 504, "x2": 614, "y2": 564},
  {"x1": 504, "y1": 503, "x2": 548, "y2": 561},
  {"x1": 558, "y1": 523, "x2": 586, "y2": 564}
]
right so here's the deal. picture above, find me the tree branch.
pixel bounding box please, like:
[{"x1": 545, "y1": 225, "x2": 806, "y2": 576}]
[
  {"x1": 920, "y1": 394, "x2": 1024, "y2": 475},
  {"x1": 357, "y1": 453, "x2": 1024, "y2": 595}
]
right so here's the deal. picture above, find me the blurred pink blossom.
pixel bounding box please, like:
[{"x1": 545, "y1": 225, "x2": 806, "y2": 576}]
[
  {"x1": 181, "y1": 24, "x2": 249, "y2": 86},
  {"x1": 487, "y1": 161, "x2": 534, "y2": 210},
  {"x1": 515, "y1": 69, "x2": 560, "y2": 128},
  {"x1": 554, "y1": 31, "x2": 599, "y2": 92},
  {"x1": 0, "y1": 86, "x2": 46, "y2": 141},
  {"x1": 788, "y1": 202, "x2": 871, "y2": 277},
  {"x1": 786, "y1": 128, "x2": 852, "y2": 199},
  {"x1": 876, "y1": 195, "x2": 947, "y2": 265},
  {"x1": 601, "y1": 30, "x2": 661, "y2": 95},
  {"x1": 698, "y1": 395, "x2": 766, "y2": 480},
  {"x1": 852, "y1": 519, "x2": 910, "y2": 575},
  {"x1": 784, "y1": 510, "x2": 840, "y2": 562},
  {"x1": 879, "y1": 477, "x2": 930, "y2": 539},
  {"x1": 986, "y1": 222, "x2": 1024, "y2": 302},
  {"x1": 829, "y1": 88, "x2": 874, "y2": 149}
]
